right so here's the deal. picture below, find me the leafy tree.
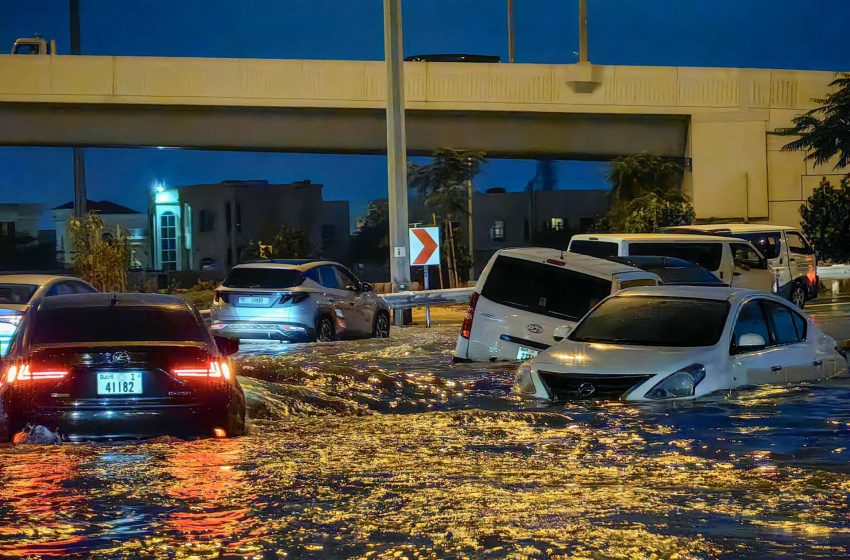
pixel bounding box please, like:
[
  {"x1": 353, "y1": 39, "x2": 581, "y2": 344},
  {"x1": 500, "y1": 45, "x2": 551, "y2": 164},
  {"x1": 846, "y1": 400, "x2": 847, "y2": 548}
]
[
  {"x1": 409, "y1": 147, "x2": 486, "y2": 284},
  {"x1": 608, "y1": 152, "x2": 682, "y2": 203},
  {"x1": 239, "y1": 225, "x2": 311, "y2": 262},
  {"x1": 777, "y1": 73, "x2": 850, "y2": 170},
  {"x1": 68, "y1": 213, "x2": 131, "y2": 291},
  {"x1": 799, "y1": 175, "x2": 850, "y2": 262},
  {"x1": 351, "y1": 200, "x2": 390, "y2": 264},
  {"x1": 614, "y1": 191, "x2": 696, "y2": 233}
]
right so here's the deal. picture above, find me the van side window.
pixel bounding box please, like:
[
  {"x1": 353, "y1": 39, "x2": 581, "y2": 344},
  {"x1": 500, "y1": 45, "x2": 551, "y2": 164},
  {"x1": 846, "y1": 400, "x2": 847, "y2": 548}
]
[
  {"x1": 736, "y1": 232, "x2": 781, "y2": 259},
  {"x1": 569, "y1": 240, "x2": 618, "y2": 259},
  {"x1": 481, "y1": 256, "x2": 612, "y2": 320},
  {"x1": 786, "y1": 232, "x2": 815, "y2": 255},
  {"x1": 628, "y1": 243, "x2": 723, "y2": 271},
  {"x1": 731, "y1": 244, "x2": 766, "y2": 269}
]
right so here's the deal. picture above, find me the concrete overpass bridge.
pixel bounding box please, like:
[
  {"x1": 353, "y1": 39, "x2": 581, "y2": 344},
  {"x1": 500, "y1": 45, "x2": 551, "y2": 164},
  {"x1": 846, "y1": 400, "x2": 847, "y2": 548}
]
[{"x1": 0, "y1": 55, "x2": 843, "y2": 225}]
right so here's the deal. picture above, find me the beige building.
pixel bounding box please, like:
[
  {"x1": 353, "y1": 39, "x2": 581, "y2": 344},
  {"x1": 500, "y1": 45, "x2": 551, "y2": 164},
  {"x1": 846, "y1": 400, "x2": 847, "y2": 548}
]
[
  {"x1": 52, "y1": 200, "x2": 150, "y2": 269},
  {"x1": 151, "y1": 180, "x2": 350, "y2": 273}
]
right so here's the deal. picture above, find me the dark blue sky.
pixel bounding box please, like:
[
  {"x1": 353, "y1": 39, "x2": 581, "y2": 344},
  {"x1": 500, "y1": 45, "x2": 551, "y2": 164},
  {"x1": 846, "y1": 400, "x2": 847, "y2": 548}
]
[{"x1": 1, "y1": 0, "x2": 848, "y2": 228}]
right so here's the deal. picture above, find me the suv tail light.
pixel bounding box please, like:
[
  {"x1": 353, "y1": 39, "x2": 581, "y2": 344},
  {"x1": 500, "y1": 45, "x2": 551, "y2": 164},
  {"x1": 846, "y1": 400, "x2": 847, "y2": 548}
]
[
  {"x1": 6, "y1": 362, "x2": 68, "y2": 384},
  {"x1": 279, "y1": 292, "x2": 309, "y2": 305},
  {"x1": 173, "y1": 359, "x2": 231, "y2": 381},
  {"x1": 461, "y1": 292, "x2": 480, "y2": 339}
]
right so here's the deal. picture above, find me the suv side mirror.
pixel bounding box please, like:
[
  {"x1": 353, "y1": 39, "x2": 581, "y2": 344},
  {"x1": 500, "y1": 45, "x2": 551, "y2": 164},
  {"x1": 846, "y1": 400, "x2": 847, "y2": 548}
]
[
  {"x1": 214, "y1": 335, "x2": 239, "y2": 356},
  {"x1": 553, "y1": 324, "x2": 573, "y2": 342}
]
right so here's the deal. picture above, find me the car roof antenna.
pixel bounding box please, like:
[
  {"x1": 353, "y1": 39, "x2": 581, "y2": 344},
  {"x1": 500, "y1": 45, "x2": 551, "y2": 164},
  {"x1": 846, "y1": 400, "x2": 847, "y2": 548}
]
[{"x1": 110, "y1": 293, "x2": 119, "y2": 307}]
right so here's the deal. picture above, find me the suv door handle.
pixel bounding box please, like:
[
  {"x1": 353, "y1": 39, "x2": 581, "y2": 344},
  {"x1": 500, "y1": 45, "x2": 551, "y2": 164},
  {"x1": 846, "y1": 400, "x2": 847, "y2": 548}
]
[
  {"x1": 812, "y1": 360, "x2": 823, "y2": 367},
  {"x1": 771, "y1": 365, "x2": 783, "y2": 372}
]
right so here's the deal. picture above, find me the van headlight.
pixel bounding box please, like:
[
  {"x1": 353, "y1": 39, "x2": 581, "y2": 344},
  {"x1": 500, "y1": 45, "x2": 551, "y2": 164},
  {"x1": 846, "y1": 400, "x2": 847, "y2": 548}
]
[
  {"x1": 514, "y1": 363, "x2": 536, "y2": 395},
  {"x1": 644, "y1": 364, "x2": 706, "y2": 400}
]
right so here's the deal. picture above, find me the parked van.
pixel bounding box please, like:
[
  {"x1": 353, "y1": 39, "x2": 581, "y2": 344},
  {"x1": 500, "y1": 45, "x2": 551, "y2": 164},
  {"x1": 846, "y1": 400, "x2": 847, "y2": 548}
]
[
  {"x1": 568, "y1": 233, "x2": 775, "y2": 293},
  {"x1": 662, "y1": 224, "x2": 818, "y2": 308},
  {"x1": 453, "y1": 248, "x2": 661, "y2": 363}
]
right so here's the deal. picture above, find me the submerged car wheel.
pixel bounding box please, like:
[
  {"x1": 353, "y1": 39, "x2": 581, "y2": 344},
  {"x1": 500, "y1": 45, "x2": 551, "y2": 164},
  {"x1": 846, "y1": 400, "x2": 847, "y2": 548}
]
[
  {"x1": 316, "y1": 316, "x2": 336, "y2": 342},
  {"x1": 373, "y1": 311, "x2": 390, "y2": 338},
  {"x1": 791, "y1": 283, "x2": 807, "y2": 309}
]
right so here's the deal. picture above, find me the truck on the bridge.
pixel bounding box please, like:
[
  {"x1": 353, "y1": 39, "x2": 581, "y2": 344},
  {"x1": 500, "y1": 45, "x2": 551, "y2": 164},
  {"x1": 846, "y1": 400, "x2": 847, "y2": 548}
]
[{"x1": 11, "y1": 36, "x2": 56, "y2": 55}]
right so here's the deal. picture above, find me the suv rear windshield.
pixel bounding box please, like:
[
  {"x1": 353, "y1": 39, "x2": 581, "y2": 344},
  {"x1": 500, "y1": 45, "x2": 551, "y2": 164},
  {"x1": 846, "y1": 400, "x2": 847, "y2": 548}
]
[
  {"x1": 32, "y1": 306, "x2": 206, "y2": 343},
  {"x1": 628, "y1": 242, "x2": 723, "y2": 271},
  {"x1": 0, "y1": 284, "x2": 37, "y2": 305},
  {"x1": 223, "y1": 268, "x2": 304, "y2": 289},
  {"x1": 570, "y1": 240, "x2": 619, "y2": 259},
  {"x1": 570, "y1": 296, "x2": 729, "y2": 347},
  {"x1": 482, "y1": 255, "x2": 612, "y2": 321}
]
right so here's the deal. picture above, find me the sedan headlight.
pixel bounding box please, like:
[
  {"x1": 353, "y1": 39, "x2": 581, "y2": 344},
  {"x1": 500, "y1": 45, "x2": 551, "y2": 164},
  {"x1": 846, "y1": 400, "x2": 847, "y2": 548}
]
[
  {"x1": 514, "y1": 362, "x2": 536, "y2": 395},
  {"x1": 644, "y1": 364, "x2": 706, "y2": 400}
]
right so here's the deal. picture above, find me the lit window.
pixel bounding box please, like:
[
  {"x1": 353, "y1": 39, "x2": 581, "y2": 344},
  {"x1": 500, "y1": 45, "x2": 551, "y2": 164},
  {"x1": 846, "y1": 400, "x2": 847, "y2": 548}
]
[
  {"x1": 490, "y1": 220, "x2": 505, "y2": 241},
  {"x1": 160, "y1": 211, "x2": 177, "y2": 271},
  {"x1": 550, "y1": 218, "x2": 565, "y2": 232}
]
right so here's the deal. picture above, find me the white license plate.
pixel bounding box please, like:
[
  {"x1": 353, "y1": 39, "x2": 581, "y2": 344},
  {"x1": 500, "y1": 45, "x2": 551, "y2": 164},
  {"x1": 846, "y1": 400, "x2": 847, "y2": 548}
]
[
  {"x1": 97, "y1": 372, "x2": 143, "y2": 395},
  {"x1": 238, "y1": 296, "x2": 270, "y2": 305},
  {"x1": 517, "y1": 347, "x2": 539, "y2": 361}
]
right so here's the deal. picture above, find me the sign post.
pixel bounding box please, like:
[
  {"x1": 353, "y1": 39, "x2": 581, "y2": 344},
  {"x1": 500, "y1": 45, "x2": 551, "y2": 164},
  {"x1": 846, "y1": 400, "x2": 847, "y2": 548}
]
[{"x1": 409, "y1": 227, "x2": 441, "y2": 328}]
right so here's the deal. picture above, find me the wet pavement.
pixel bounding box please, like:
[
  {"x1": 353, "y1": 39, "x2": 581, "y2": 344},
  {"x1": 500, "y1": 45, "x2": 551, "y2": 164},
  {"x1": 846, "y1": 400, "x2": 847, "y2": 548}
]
[{"x1": 0, "y1": 303, "x2": 849, "y2": 559}]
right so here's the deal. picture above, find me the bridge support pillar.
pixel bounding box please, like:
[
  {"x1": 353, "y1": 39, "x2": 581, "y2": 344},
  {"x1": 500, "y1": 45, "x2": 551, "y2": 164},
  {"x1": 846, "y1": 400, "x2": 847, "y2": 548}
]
[{"x1": 383, "y1": 0, "x2": 411, "y2": 325}]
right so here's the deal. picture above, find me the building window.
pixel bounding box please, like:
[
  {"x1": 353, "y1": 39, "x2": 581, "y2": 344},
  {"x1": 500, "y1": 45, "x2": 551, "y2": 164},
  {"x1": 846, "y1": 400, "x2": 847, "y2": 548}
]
[
  {"x1": 321, "y1": 224, "x2": 336, "y2": 249},
  {"x1": 490, "y1": 220, "x2": 505, "y2": 242},
  {"x1": 160, "y1": 211, "x2": 177, "y2": 271},
  {"x1": 225, "y1": 202, "x2": 232, "y2": 234},
  {"x1": 0, "y1": 222, "x2": 15, "y2": 241},
  {"x1": 235, "y1": 202, "x2": 242, "y2": 233},
  {"x1": 550, "y1": 217, "x2": 565, "y2": 232},
  {"x1": 199, "y1": 209, "x2": 215, "y2": 232}
]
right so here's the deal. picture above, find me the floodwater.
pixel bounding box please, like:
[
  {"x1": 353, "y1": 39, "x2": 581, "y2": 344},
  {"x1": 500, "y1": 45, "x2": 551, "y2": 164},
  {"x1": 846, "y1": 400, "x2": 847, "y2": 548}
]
[{"x1": 2, "y1": 319, "x2": 850, "y2": 558}]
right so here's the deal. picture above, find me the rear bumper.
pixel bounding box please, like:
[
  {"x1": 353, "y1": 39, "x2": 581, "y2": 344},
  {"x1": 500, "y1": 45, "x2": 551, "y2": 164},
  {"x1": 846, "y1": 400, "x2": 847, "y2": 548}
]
[
  {"x1": 210, "y1": 320, "x2": 314, "y2": 342},
  {"x1": 9, "y1": 403, "x2": 236, "y2": 441}
]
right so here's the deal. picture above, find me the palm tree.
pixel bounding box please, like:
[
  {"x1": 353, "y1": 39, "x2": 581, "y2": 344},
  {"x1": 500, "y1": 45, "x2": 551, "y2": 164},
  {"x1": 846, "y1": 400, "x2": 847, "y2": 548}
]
[{"x1": 776, "y1": 73, "x2": 850, "y2": 170}]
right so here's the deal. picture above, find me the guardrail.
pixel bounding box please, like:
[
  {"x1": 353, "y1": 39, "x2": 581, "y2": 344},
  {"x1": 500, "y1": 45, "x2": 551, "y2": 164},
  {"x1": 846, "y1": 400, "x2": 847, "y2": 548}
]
[{"x1": 379, "y1": 287, "x2": 474, "y2": 310}]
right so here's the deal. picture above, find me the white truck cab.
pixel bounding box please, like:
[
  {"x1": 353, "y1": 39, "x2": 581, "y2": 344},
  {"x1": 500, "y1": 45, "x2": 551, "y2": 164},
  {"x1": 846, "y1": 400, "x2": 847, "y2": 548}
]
[
  {"x1": 454, "y1": 247, "x2": 661, "y2": 363},
  {"x1": 663, "y1": 224, "x2": 818, "y2": 308},
  {"x1": 11, "y1": 36, "x2": 56, "y2": 55}
]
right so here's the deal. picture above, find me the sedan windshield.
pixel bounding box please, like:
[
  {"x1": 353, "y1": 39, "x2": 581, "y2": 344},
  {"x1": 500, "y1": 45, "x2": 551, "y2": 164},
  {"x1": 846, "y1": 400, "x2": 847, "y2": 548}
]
[
  {"x1": 223, "y1": 268, "x2": 304, "y2": 289},
  {"x1": 570, "y1": 296, "x2": 729, "y2": 347},
  {"x1": 0, "y1": 284, "x2": 38, "y2": 305}
]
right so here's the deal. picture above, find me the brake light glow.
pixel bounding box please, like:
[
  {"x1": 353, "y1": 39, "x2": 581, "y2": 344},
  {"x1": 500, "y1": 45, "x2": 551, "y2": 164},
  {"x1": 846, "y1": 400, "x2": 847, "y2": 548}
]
[
  {"x1": 173, "y1": 360, "x2": 231, "y2": 381},
  {"x1": 461, "y1": 292, "x2": 480, "y2": 339},
  {"x1": 6, "y1": 363, "x2": 68, "y2": 384}
]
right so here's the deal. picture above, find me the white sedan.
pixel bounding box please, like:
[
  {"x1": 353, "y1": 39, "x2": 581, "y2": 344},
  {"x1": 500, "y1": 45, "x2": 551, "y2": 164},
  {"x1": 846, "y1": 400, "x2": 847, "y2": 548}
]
[{"x1": 515, "y1": 286, "x2": 848, "y2": 402}]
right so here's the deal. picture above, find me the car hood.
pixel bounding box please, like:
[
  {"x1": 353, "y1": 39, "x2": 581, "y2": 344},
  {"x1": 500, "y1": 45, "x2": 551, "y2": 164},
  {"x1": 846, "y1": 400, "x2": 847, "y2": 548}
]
[{"x1": 532, "y1": 339, "x2": 714, "y2": 377}]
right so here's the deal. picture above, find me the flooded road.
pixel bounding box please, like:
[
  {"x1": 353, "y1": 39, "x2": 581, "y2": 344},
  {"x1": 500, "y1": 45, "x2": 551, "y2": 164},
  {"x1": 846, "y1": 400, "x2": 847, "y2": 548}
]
[{"x1": 1, "y1": 307, "x2": 850, "y2": 559}]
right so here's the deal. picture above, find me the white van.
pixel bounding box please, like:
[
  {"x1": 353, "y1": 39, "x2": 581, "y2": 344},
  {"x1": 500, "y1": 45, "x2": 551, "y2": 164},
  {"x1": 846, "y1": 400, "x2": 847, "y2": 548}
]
[
  {"x1": 568, "y1": 233, "x2": 774, "y2": 293},
  {"x1": 662, "y1": 224, "x2": 818, "y2": 308},
  {"x1": 453, "y1": 248, "x2": 661, "y2": 363}
]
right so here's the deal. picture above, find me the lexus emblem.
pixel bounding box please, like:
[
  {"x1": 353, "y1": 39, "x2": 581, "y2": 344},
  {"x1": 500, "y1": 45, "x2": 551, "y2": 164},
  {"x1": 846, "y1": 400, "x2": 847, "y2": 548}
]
[
  {"x1": 578, "y1": 382, "x2": 596, "y2": 397},
  {"x1": 111, "y1": 351, "x2": 131, "y2": 364},
  {"x1": 527, "y1": 324, "x2": 543, "y2": 334}
]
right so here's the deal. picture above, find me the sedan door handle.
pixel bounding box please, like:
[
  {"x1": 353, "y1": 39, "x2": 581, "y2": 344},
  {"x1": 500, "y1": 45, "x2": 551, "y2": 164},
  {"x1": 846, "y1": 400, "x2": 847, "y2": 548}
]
[
  {"x1": 812, "y1": 360, "x2": 823, "y2": 367},
  {"x1": 770, "y1": 365, "x2": 783, "y2": 372}
]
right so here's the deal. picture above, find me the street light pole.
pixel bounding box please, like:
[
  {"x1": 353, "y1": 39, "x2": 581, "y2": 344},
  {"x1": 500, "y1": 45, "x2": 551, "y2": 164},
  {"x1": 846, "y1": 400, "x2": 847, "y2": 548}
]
[
  {"x1": 578, "y1": 0, "x2": 588, "y2": 63},
  {"x1": 383, "y1": 0, "x2": 411, "y2": 324},
  {"x1": 70, "y1": 0, "x2": 87, "y2": 218},
  {"x1": 507, "y1": 0, "x2": 515, "y2": 63}
]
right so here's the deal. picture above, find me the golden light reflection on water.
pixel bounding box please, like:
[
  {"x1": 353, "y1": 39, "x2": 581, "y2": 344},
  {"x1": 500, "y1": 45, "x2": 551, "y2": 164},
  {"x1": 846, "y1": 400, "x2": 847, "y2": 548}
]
[{"x1": 0, "y1": 326, "x2": 848, "y2": 558}]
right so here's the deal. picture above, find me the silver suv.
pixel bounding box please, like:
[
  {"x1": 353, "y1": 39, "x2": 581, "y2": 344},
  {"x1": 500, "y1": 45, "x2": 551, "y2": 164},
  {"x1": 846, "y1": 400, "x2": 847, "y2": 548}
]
[{"x1": 210, "y1": 260, "x2": 391, "y2": 343}]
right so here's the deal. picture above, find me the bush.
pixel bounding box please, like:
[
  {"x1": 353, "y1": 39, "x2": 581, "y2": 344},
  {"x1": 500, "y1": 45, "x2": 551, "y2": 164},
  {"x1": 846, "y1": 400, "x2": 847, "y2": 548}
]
[
  {"x1": 68, "y1": 213, "x2": 131, "y2": 291},
  {"x1": 800, "y1": 175, "x2": 850, "y2": 262}
]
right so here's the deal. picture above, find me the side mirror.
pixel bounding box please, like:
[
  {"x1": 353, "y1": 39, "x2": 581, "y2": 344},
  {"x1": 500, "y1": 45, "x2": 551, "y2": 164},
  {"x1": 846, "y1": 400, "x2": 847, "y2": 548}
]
[
  {"x1": 214, "y1": 335, "x2": 240, "y2": 356},
  {"x1": 734, "y1": 259, "x2": 751, "y2": 271},
  {"x1": 553, "y1": 324, "x2": 573, "y2": 342},
  {"x1": 737, "y1": 333, "x2": 766, "y2": 349},
  {"x1": 360, "y1": 282, "x2": 374, "y2": 292}
]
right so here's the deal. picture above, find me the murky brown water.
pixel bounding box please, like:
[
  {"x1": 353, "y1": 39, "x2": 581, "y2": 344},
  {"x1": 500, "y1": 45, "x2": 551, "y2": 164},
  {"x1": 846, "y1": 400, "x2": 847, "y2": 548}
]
[{"x1": 1, "y1": 325, "x2": 850, "y2": 559}]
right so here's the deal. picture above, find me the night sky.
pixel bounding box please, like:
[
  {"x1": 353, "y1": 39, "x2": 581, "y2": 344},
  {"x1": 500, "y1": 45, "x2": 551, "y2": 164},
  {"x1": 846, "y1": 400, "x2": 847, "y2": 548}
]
[{"x1": 1, "y1": 0, "x2": 848, "y2": 228}]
